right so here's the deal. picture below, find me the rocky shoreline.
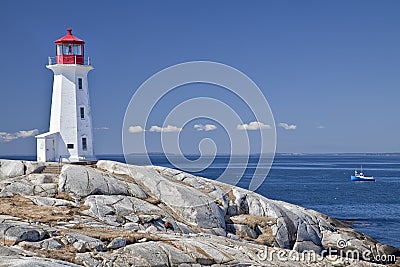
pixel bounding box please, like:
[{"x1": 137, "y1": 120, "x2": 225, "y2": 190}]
[{"x1": 0, "y1": 159, "x2": 399, "y2": 266}]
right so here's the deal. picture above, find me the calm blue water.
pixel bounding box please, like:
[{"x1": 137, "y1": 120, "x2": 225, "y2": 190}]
[{"x1": 5, "y1": 154, "x2": 400, "y2": 248}]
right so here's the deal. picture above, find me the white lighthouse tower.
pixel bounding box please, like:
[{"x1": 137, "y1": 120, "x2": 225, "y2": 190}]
[{"x1": 36, "y1": 28, "x2": 95, "y2": 162}]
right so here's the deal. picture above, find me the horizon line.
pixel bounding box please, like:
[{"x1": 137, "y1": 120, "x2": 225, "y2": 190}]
[{"x1": 1, "y1": 152, "x2": 400, "y2": 158}]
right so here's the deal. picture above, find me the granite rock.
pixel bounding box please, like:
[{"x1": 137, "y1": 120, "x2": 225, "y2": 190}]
[
  {"x1": 0, "y1": 159, "x2": 397, "y2": 267},
  {"x1": 0, "y1": 221, "x2": 46, "y2": 245},
  {"x1": 0, "y1": 160, "x2": 25, "y2": 179},
  {"x1": 58, "y1": 164, "x2": 147, "y2": 200}
]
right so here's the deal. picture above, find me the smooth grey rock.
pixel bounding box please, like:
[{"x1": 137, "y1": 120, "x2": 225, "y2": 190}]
[
  {"x1": 107, "y1": 237, "x2": 126, "y2": 249},
  {"x1": 20, "y1": 237, "x2": 64, "y2": 250},
  {"x1": 138, "y1": 214, "x2": 159, "y2": 223},
  {"x1": 149, "y1": 176, "x2": 226, "y2": 229},
  {"x1": 0, "y1": 176, "x2": 57, "y2": 197},
  {"x1": 0, "y1": 178, "x2": 34, "y2": 197},
  {"x1": 0, "y1": 160, "x2": 25, "y2": 179},
  {"x1": 293, "y1": 222, "x2": 323, "y2": 253},
  {"x1": 227, "y1": 186, "x2": 338, "y2": 253},
  {"x1": 169, "y1": 237, "x2": 233, "y2": 265},
  {"x1": 125, "y1": 214, "x2": 139, "y2": 223},
  {"x1": 23, "y1": 161, "x2": 46, "y2": 175},
  {"x1": 77, "y1": 241, "x2": 197, "y2": 266},
  {"x1": 145, "y1": 225, "x2": 158, "y2": 233},
  {"x1": 66, "y1": 233, "x2": 104, "y2": 252},
  {"x1": 75, "y1": 253, "x2": 101, "y2": 266},
  {"x1": 59, "y1": 165, "x2": 147, "y2": 200},
  {"x1": 173, "y1": 222, "x2": 192, "y2": 234},
  {"x1": 156, "y1": 166, "x2": 231, "y2": 217},
  {"x1": 33, "y1": 183, "x2": 58, "y2": 197},
  {"x1": 97, "y1": 161, "x2": 226, "y2": 230},
  {"x1": 82, "y1": 195, "x2": 164, "y2": 227},
  {"x1": 0, "y1": 221, "x2": 46, "y2": 245},
  {"x1": 0, "y1": 244, "x2": 26, "y2": 256},
  {"x1": 26, "y1": 196, "x2": 76, "y2": 207},
  {"x1": 0, "y1": 256, "x2": 82, "y2": 267},
  {"x1": 123, "y1": 222, "x2": 142, "y2": 231},
  {"x1": 121, "y1": 241, "x2": 196, "y2": 266},
  {"x1": 27, "y1": 174, "x2": 56, "y2": 185}
]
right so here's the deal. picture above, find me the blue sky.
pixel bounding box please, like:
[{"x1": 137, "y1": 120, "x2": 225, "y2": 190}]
[{"x1": 0, "y1": 0, "x2": 399, "y2": 155}]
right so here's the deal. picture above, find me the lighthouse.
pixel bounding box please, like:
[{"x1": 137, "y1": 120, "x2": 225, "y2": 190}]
[{"x1": 36, "y1": 28, "x2": 95, "y2": 162}]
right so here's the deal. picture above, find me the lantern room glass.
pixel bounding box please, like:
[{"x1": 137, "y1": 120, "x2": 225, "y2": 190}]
[
  {"x1": 57, "y1": 45, "x2": 62, "y2": 55},
  {"x1": 73, "y1": 45, "x2": 82, "y2": 55},
  {"x1": 58, "y1": 44, "x2": 82, "y2": 55},
  {"x1": 64, "y1": 45, "x2": 73, "y2": 55}
]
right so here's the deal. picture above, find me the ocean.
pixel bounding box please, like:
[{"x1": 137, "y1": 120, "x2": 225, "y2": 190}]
[{"x1": 4, "y1": 154, "x2": 400, "y2": 248}]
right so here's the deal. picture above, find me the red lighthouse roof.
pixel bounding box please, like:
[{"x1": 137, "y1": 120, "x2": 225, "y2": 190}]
[
  {"x1": 55, "y1": 28, "x2": 85, "y2": 44},
  {"x1": 53, "y1": 28, "x2": 86, "y2": 65}
]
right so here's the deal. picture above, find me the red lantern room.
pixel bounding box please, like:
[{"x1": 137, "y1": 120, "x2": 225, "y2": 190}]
[{"x1": 54, "y1": 28, "x2": 85, "y2": 64}]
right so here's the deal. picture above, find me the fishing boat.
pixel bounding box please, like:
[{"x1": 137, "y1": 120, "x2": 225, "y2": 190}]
[{"x1": 351, "y1": 166, "x2": 375, "y2": 182}]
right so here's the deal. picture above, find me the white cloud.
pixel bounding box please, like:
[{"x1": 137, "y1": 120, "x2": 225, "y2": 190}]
[
  {"x1": 279, "y1": 122, "x2": 297, "y2": 130},
  {"x1": 94, "y1": 126, "x2": 110, "y2": 130},
  {"x1": 149, "y1": 125, "x2": 182, "y2": 133},
  {"x1": 237, "y1": 121, "x2": 271, "y2": 131},
  {"x1": 317, "y1": 125, "x2": 325, "y2": 129},
  {"x1": 194, "y1": 124, "x2": 217, "y2": 131},
  {"x1": 128, "y1": 126, "x2": 144, "y2": 133},
  {"x1": 0, "y1": 129, "x2": 39, "y2": 143}
]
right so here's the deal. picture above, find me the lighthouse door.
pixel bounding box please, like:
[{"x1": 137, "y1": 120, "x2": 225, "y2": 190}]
[{"x1": 46, "y1": 138, "x2": 55, "y2": 162}]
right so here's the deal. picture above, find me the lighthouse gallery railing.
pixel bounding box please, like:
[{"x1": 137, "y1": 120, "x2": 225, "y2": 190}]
[{"x1": 47, "y1": 56, "x2": 92, "y2": 65}]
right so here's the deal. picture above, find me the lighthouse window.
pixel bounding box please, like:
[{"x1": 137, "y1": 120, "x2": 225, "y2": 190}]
[
  {"x1": 80, "y1": 107, "x2": 85, "y2": 119},
  {"x1": 82, "y1": 138, "x2": 87, "y2": 151},
  {"x1": 78, "y1": 78, "x2": 83, "y2": 89},
  {"x1": 64, "y1": 45, "x2": 73, "y2": 55},
  {"x1": 73, "y1": 45, "x2": 82, "y2": 55},
  {"x1": 67, "y1": 144, "x2": 74, "y2": 149},
  {"x1": 57, "y1": 45, "x2": 62, "y2": 55}
]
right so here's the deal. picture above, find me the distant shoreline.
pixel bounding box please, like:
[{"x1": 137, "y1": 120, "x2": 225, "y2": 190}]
[{"x1": 1, "y1": 152, "x2": 400, "y2": 160}]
